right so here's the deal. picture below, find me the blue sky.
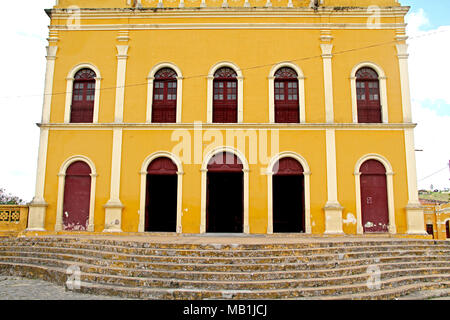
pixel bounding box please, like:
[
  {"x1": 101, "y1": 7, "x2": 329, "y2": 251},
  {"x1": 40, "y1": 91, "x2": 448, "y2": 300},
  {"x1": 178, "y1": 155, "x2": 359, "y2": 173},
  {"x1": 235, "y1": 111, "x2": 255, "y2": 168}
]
[{"x1": 402, "y1": 0, "x2": 450, "y2": 30}]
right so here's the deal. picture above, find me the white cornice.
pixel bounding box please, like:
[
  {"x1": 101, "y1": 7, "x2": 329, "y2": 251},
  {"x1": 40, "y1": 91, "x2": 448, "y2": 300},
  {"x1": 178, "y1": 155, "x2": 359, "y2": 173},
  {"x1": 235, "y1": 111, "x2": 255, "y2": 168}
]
[
  {"x1": 50, "y1": 22, "x2": 406, "y2": 31},
  {"x1": 38, "y1": 122, "x2": 417, "y2": 130}
]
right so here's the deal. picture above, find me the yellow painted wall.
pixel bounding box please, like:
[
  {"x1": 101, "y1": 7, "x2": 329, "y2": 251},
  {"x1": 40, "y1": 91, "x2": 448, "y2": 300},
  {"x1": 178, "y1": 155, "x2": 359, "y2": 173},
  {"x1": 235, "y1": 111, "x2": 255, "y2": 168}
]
[{"x1": 39, "y1": 1, "x2": 418, "y2": 235}]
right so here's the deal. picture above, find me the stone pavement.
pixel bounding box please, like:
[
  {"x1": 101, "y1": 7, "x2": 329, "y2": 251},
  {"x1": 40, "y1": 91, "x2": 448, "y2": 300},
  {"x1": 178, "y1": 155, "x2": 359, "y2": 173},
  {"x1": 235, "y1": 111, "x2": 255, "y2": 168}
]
[{"x1": 0, "y1": 276, "x2": 129, "y2": 300}]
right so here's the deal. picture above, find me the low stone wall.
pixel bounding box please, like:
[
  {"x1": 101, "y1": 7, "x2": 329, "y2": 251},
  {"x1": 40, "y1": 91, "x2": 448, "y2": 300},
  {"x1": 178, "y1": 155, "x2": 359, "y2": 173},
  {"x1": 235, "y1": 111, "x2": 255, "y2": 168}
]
[{"x1": 0, "y1": 206, "x2": 29, "y2": 233}]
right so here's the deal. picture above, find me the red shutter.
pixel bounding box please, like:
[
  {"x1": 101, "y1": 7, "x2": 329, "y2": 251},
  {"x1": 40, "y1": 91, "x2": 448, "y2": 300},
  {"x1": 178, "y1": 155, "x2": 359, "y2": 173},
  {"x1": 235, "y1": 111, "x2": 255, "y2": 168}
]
[
  {"x1": 356, "y1": 68, "x2": 382, "y2": 123},
  {"x1": 274, "y1": 68, "x2": 299, "y2": 123},
  {"x1": 152, "y1": 68, "x2": 177, "y2": 123},
  {"x1": 273, "y1": 158, "x2": 304, "y2": 176},
  {"x1": 71, "y1": 69, "x2": 96, "y2": 123},
  {"x1": 213, "y1": 67, "x2": 238, "y2": 123},
  {"x1": 207, "y1": 152, "x2": 243, "y2": 172},
  {"x1": 147, "y1": 157, "x2": 177, "y2": 175}
]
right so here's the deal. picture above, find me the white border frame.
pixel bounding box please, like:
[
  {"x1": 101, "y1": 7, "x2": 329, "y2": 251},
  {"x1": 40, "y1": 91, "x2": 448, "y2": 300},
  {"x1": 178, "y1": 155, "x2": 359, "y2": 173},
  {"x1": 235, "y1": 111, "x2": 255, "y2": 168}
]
[
  {"x1": 55, "y1": 155, "x2": 98, "y2": 232},
  {"x1": 354, "y1": 154, "x2": 396, "y2": 234},
  {"x1": 200, "y1": 146, "x2": 249, "y2": 234},
  {"x1": 266, "y1": 152, "x2": 311, "y2": 234},
  {"x1": 138, "y1": 151, "x2": 184, "y2": 233},
  {"x1": 268, "y1": 62, "x2": 306, "y2": 124},
  {"x1": 207, "y1": 61, "x2": 244, "y2": 123},
  {"x1": 64, "y1": 63, "x2": 102, "y2": 124},
  {"x1": 146, "y1": 62, "x2": 183, "y2": 123},
  {"x1": 350, "y1": 62, "x2": 388, "y2": 124}
]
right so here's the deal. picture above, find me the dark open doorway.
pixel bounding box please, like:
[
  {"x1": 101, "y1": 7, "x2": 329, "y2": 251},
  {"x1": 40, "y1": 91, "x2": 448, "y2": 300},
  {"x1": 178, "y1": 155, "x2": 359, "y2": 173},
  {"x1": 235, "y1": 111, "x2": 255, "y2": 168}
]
[
  {"x1": 145, "y1": 157, "x2": 178, "y2": 232},
  {"x1": 272, "y1": 157, "x2": 305, "y2": 233},
  {"x1": 206, "y1": 152, "x2": 244, "y2": 233}
]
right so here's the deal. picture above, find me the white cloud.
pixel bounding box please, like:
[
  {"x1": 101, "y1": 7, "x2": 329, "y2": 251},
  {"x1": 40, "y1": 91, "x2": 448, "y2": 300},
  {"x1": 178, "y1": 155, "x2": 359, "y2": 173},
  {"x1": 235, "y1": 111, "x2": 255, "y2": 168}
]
[
  {"x1": 0, "y1": 1, "x2": 55, "y2": 202},
  {"x1": 406, "y1": 10, "x2": 450, "y2": 190}
]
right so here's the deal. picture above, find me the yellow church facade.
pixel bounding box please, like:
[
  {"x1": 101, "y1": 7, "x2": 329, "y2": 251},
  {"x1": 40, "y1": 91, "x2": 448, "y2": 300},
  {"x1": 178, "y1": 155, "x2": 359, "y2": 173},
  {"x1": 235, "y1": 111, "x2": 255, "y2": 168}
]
[{"x1": 27, "y1": 0, "x2": 427, "y2": 236}]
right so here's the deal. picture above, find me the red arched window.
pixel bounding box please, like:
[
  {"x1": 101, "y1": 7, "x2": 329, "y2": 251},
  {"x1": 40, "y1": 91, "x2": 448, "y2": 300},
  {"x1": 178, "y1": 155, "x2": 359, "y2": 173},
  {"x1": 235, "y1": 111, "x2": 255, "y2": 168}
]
[
  {"x1": 213, "y1": 67, "x2": 238, "y2": 123},
  {"x1": 356, "y1": 67, "x2": 381, "y2": 123},
  {"x1": 274, "y1": 67, "x2": 299, "y2": 123},
  {"x1": 71, "y1": 69, "x2": 96, "y2": 123},
  {"x1": 152, "y1": 68, "x2": 177, "y2": 123}
]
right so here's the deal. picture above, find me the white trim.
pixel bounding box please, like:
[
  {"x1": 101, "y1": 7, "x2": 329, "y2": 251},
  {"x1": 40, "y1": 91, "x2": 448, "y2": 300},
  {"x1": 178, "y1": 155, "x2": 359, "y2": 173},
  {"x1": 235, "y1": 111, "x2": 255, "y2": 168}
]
[
  {"x1": 396, "y1": 43, "x2": 412, "y2": 123},
  {"x1": 350, "y1": 61, "x2": 388, "y2": 124},
  {"x1": 266, "y1": 152, "x2": 311, "y2": 234},
  {"x1": 64, "y1": 63, "x2": 102, "y2": 123},
  {"x1": 207, "y1": 61, "x2": 243, "y2": 123},
  {"x1": 354, "y1": 153, "x2": 396, "y2": 234},
  {"x1": 114, "y1": 45, "x2": 129, "y2": 122},
  {"x1": 55, "y1": 155, "x2": 97, "y2": 232},
  {"x1": 321, "y1": 44, "x2": 334, "y2": 123},
  {"x1": 200, "y1": 146, "x2": 249, "y2": 234},
  {"x1": 138, "y1": 151, "x2": 184, "y2": 233},
  {"x1": 268, "y1": 62, "x2": 306, "y2": 123},
  {"x1": 146, "y1": 62, "x2": 183, "y2": 123}
]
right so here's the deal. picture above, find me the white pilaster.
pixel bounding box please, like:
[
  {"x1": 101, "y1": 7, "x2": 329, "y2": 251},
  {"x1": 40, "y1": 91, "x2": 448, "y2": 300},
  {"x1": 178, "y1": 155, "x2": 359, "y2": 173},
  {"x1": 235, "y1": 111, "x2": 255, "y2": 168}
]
[
  {"x1": 324, "y1": 128, "x2": 344, "y2": 234},
  {"x1": 114, "y1": 45, "x2": 129, "y2": 123},
  {"x1": 404, "y1": 128, "x2": 426, "y2": 234},
  {"x1": 104, "y1": 44, "x2": 128, "y2": 232},
  {"x1": 396, "y1": 43, "x2": 413, "y2": 123},
  {"x1": 28, "y1": 45, "x2": 58, "y2": 231},
  {"x1": 321, "y1": 43, "x2": 334, "y2": 123}
]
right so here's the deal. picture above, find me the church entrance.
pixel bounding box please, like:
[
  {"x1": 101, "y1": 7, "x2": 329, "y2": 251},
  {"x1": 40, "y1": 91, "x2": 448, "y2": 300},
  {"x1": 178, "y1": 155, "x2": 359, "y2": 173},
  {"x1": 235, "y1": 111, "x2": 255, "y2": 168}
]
[
  {"x1": 145, "y1": 157, "x2": 178, "y2": 232},
  {"x1": 272, "y1": 157, "x2": 305, "y2": 233},
  {"x1": 206, "y1": 152, "x2": 243, "y2": 233}
]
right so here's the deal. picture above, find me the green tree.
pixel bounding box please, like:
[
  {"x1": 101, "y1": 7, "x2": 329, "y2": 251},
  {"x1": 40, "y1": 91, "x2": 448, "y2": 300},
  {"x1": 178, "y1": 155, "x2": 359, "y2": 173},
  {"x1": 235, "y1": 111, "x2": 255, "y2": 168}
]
[{"x1": 0, "y1": 188, "x2": 24, "y2": 205}]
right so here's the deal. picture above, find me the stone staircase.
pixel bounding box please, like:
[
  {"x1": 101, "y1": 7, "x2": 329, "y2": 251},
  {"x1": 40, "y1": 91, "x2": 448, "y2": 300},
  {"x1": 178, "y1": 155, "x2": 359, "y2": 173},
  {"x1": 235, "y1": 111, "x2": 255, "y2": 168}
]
[{"x1": 0, "y1": 235, "x2": 448, "y2": 299}]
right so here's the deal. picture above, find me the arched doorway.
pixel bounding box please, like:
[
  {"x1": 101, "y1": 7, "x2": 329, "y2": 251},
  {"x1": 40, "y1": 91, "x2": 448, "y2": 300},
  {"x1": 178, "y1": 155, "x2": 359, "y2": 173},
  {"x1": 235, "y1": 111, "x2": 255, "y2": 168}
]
[
  {"x1": 356, "y1": 67, "x2": 382, "y2": 123},
  {"x1": 272, "y1": 158, "x2": 305, "y2": 232},
  {"x1": 62, "y1": 161, "x2": 92, "y2": 231},
  {"x1": 446, "y1": 220, "x2": 449, "y2": 239},
  {"x1": 206, "y1": 152, "x2": 243, "y2": 233},
  {"x1": 360, "y1": 159, "x2": 389, "y2": 233},
  {"x1": 145, "y1": 157, "x2": 178, "y2": 232}
]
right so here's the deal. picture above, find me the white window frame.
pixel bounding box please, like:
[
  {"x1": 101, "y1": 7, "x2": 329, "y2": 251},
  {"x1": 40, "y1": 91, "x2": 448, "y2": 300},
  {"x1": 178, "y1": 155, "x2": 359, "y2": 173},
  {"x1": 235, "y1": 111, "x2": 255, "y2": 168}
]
[
  {"x1": 146, "y1": 62, "x2": 183, "y2": 123},
  {"x1": 64, "y1": 63, "x2": 102, "y2": 123}
]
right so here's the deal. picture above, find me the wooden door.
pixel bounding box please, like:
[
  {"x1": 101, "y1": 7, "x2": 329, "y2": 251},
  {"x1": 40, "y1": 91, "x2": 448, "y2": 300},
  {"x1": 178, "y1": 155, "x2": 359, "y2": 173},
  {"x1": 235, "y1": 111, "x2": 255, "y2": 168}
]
[
  {"x1": 71, "y1": 69, "x2": 95, "y2": 123},
  {"x1": 62, "y1": 161, "x2": 91, "y2": 231},
  {"x1": 356, "y1": 68, "x2": 381, "y2": 123},
  {"x1": 152, "y1": 68, "x2": 177, "y2": 123},
  {"x1": 213, "y1": 67, "x2": 238, "y2": 123},
  {"x1": 360, "y1": 160, "x2": 389, "y2": 233},
  {"x1": 274, "y1": 79, "x2": 299, "y2": 123}
]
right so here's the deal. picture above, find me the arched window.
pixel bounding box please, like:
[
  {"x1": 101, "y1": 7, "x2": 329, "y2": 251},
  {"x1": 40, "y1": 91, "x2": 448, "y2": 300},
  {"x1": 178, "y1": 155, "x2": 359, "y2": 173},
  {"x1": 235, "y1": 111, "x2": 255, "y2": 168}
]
[
  {"x1": 356, "y1": 67, "x2": 381, "y2": 123},
  {"x1": 213, "y1": 67, "x2": 238, "y2": 123},
  {"x1": 274, "y1": 67, "x2": 299, "y2": 123},
  {"x1": 71, "y1": 68, "x2": 96, "y2": 123},
  {"x1": 152, "y1": 68, "x2": 177, "y2": 123}
]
